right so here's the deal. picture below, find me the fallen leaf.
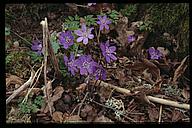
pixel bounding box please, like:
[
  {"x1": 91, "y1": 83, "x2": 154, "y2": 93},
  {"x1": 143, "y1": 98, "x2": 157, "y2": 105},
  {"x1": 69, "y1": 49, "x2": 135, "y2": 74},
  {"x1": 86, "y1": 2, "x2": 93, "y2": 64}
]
[
  {"x1": 43, "y1": 85, "x2": 64, "y2": 114},
  {"x1": 141, "y1": 69, "x2": 155, "y2": 84},
  {"x1": 142, "y1": 58, "x2": 161, "y2": 81},
  {"x1": 148, "y1": 107, "x2": 159, "y2": 122},
  {"x1": 94, "y1": 115, "x2": 113, "y2": 122},
  {"x1": 52, "y1": 86, "x2": 64, "y2": 102},
  {"x1": 181, "y1": 87, "x2": 190, "y2": 100},
  {"x1": 173, "y1": 55, "x2": 189, "y2": 84},
  {"x1": 76, "y1": 83, "x2": 87, "y2": 93},
  {"x1": 52, "y1": 111, "x2": 63, "y2": 123},
  {"x1": 157, "y1": 47, "x2": 169, "y2": 57},
  {"x1": 65, "y1": 115, "x2": 82, "y2": 122},
  {"x1": 171, "y1": 109, "x2": 184, "y2": 122},
  {"x1": 6, "y1": 74, "x2": 24, "y2": 87}
]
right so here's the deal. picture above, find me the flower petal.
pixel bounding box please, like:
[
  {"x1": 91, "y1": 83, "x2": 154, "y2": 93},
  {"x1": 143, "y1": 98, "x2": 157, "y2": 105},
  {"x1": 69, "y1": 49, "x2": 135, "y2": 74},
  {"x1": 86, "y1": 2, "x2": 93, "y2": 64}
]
[
  {"x1": 80, "y1": 68, "x2": 87, "y2": 75},
  {"x1": 105, "y1": 56, "x2": 111, "y2": 63},
  {"x1": 109, "y1": 46, "x2": 116, "y2": 52},
  {"x1": 83, "y1": 38, "x2": 88, "y2": 45},
  {"x1": 77, "y1": 37, "x2": 84, "y2": 42},
  {"x1": 110, "y1": 54, "x2": 117, "y2": 61},
  {"x1": 100, "y1": 25, "x2": 104, "y2": 31},
  {"x1": 81, "y1": 24, "x2": 86, "y2": 32},
  {"x1": 74, "y1": 30, "x2": 83, "y2": 36},
  {"x1": 104, "y1": 25, "x2": 109, "y2": 30},
  {"x1": 88, "y1": 34, "x2": 94, "y2": 39}
]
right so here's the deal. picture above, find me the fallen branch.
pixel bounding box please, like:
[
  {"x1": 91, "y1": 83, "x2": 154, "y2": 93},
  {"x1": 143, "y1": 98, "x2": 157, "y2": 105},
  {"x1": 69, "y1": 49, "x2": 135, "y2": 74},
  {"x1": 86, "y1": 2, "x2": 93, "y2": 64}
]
[
  {"x1": 6, "y1": 71, "x2": 35, "y2": 105},
  {"x1": 93, "y1": 80, "x2": 190, "y2": 110},
  {"x1": 147, "y1": 96, "x2": 189, "y2": 110}
]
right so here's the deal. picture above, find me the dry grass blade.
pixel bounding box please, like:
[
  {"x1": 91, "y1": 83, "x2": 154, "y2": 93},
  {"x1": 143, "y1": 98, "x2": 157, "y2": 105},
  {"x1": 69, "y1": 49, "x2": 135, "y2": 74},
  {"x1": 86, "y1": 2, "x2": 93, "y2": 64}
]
[
  {"x1": 172, "y1": 55, "x2": 189, "y2": 84},
  {"x1": 6, "y1": 71, "x2": 35, "y2": 105}
]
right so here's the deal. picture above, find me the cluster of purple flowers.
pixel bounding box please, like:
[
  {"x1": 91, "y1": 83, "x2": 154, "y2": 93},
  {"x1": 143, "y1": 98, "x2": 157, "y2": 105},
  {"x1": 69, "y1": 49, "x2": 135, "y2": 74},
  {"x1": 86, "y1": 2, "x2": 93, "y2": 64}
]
[
  {"x1": 147, "y1": 47, "x2": 162, "y2": 60},
  {"x1": 30, "y1": 14, "x2": 117, "y2": 80},
  {"x1": 63, "y1": 54, "x2": 106, "y2": 80}
]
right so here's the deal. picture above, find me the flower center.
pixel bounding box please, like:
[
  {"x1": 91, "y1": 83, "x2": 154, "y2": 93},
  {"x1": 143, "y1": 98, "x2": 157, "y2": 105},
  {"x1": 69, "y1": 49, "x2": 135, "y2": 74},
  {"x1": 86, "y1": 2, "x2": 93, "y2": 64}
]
[
  {"x1": 101, "y1": 19, "x2": 106, "y2": 24},
  {"x1": 65, "y1": 37, "x2": 71, "y2": 43},
  {"x1": 83, "y1": 61, "x2": 90, "y2": 69},
  {"x1": 106, "y1": 47, "x2": 111, "y2": 55}
]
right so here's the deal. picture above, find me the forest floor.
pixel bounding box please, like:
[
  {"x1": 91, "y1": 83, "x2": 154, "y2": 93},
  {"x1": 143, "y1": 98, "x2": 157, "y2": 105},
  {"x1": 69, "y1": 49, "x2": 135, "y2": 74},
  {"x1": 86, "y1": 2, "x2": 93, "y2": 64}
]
[{"x1": 5, "y1": 4, "x2": 190, "y2": 123}]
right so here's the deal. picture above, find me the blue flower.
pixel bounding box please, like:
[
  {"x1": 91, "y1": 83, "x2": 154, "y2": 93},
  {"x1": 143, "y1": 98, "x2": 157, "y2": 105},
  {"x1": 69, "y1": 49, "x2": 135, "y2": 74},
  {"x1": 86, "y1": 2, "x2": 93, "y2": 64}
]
[
  {"x1": 97, "y1": 15, "x2": 111, "y2": 31},
  {"x1": 31, "y1": 40, "x2": 43, "y2": 55},
  {"x1": 64, "y1": 53, "x2": 78, "y2": 76},
  {"x1": 147, "y1": 47, "x2": 162, "y2": 60},
  {"x1": 100, "y1": 40, "x2": 117, "y2": 63},
  {"x1": 76, "y1": 55, "x2": 97, "y2": 76},
  {"x1": 74, "y1": 24, "x2": 94, "y2": 45},
  {"x1": 59, "y1": 31, "x2": 74, "y2": 49}
]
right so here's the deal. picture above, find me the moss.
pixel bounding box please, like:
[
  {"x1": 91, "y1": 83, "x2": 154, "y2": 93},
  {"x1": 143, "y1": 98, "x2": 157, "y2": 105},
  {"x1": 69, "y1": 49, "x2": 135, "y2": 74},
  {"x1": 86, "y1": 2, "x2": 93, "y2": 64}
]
[{"x1": 141, "y1": 3, "x2": 189, "y2": 59}]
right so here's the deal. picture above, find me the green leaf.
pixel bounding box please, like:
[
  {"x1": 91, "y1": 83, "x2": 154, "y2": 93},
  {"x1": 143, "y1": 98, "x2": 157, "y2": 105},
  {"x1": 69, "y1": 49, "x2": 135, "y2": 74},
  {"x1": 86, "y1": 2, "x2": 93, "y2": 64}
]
[
  {"x1": 5, "y1": 26, "x2": 11, "y2": 36},
  {"x1": 50, "y1": 31, "x2": 60, "y2": 54}
]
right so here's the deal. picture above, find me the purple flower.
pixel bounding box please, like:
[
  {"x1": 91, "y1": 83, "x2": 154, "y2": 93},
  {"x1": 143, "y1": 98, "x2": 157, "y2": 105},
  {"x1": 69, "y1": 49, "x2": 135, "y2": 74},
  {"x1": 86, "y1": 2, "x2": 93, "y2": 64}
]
[
  {"x1": 64, "y1": 53, "x2": 78, "y2": 76},
  {"x1": 76, "y1": 55, "x2": 97, "y2": 76},
  {"x1": 59, "y1": 31, "x2": 74, "y2": 49},
  {"x1": 74, "y1": 24, "x2": 94, "y2": 45},
  {"x1": 147, "y1": 47, "x2": 162, "y2": 60},
  {"x1": 31, "y1": 40, "x2": 43, "y2": 55},
  {"x1": 92, "y1": 64, "x2": 106, "y2": 80},
  {"x1": 100, "y1": 41, "x2": 117, "y2": 63},
  {"x1": 97, "y1": 15, "x2": 111, "y2": 31},
  {"x1": 88, "y1": 3, "x2": 96, "y2": 6},
  {"x1": 128, "y1": 35, "x2": 136, "y2": 43}
]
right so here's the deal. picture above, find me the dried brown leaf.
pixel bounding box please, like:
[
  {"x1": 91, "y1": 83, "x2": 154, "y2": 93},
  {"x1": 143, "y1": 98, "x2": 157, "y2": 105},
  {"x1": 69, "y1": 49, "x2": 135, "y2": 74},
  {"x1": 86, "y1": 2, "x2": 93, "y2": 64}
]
[
  {"x1": 94, "y1": 115, "x2": 113, "y2": 122},
  {"x1": 142, "y1": 69, "x2": 155, "y2": 84},
  {"x1": 52, "y1": 86, "x2": 64, "y2": 102},
  {"x1": 6, "y1": 75, "x2": 24, "y2": 87},
  {"x1": 43, "y1": 86, "x2": 64, "y2": 114},
  {"x1": 173, "y1": 55, "x2": 189, "y2": 83},
  {"x1": 76, "y1": 83, "x2": 87, "y2": 93},
  {"x1": 52, "y1": 111, "x2": 64, "y2": 123},
  {"x1": 142, "y1": 58, "x2": 161, "y2": 81},
  {"x1": 171, "y1": 110, "x2": 184, "y2": 122},
  {"x1": 65, "y1": 115, "x2": 82, "y2": 122},
  {"x1": 181, "y1": 88, "x2": 190, "y2": 100},
  {"x1": 157, "y1": 47, "x2": 169, "y2": 57},
  {"x1": 148, "y1": 107, "x2": 159, "y2": 122}
]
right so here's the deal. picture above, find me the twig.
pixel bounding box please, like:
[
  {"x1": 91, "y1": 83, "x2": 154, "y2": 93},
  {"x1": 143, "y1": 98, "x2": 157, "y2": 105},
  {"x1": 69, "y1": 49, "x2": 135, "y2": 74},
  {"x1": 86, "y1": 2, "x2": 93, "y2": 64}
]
[
  {"x1": 93, "y1": 80, "x2": 190, "y2": 110},
  {"x1": 22, "y1": 62, "x2": 44, "y2": 103},
  {"x1": 10, "y1": 30, "x2": 31, "y2": 45},
  {"x1": 41, "y1": 18, "x2": 52, "y2": 116},
  {"x1": 158, "y1": 105, "x2": 163, "y2": 123},
  {"x1": 77, "y1": 92, "x2": 89, "y2": 116},
  {"x1": 147, "y1": 96, "x2": 190, "y2": 110},
  {"x1": 6, "y1": 71, "x2": 35, "y2": 105}
]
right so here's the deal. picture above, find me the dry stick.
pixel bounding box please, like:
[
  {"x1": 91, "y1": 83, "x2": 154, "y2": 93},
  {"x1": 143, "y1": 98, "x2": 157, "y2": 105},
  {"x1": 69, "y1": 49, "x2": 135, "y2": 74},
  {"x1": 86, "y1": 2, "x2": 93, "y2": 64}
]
[
  {"x1": 6, "y1": 71, "x2": 35, "y2": 105},
  {"x1": 158, "y1": 105, "x2": 163, "y2": 123},
  {"x1": 93, "y1": 80, "x2": 190, "y2": 110},
  {"x1": 77, "y1": 92, "x2": 89, "y2": 116},
  {"x1": 41, "y1": 18, "x2": 52, "y2": 116},
  {"x1": 47, "y1": 28, "x2": 61, "y2": 78},
  {"x1": 10, "y1": 30, "x2": 31, "y2": 45},
  {"x1": 22, "y1": 62, "x2": 44, "y2": 103},
  {"x1": 147, "y1": 96, "x2": 189, "y2": 110}
]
